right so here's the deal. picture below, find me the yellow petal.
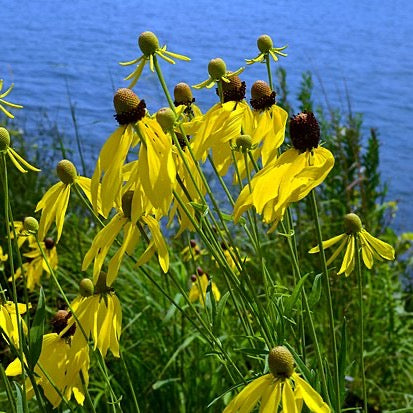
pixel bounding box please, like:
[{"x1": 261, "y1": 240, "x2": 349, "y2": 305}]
[
  {"x1": 308, "y1": 233, "x2": 347, "y2": 253},
  {"x1": 259, "y1": 379, "x2": 281, "y2": 413},
  {"x1": 361, "y1": 229, "x2": 395, "y2": 261},
  {"x1": 338, "y1": 236, "x2": 355, "y2": 276},
  {"x1": 293, "y1": 374, "x2": 330, "y2": 413},
  {"x1": 282, "y1": 380, "x2": 298, "y2": 413}
]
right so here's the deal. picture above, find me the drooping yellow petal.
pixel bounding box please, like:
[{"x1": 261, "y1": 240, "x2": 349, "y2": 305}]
[
  {"x1": 361, "y1": 229, "x2": 395, "y2": 261},
  {"x1": 260, "y1": 379, "x2": 281, "y2": 413},
  {"x1": 293, "y1": 373, "x2": 330, "y2": 413},
  {"x1": 338, "y1": 235, "x2": 355, "y2": 276},
  {"x1": 282, "y1": 380, "x2": 298, "y2": 413},
  {"x1": 309, "y1": 233, "x2": 347, "y2": 253},
  {"x1": 8, "y1": 147, "x2": 40, "y2": 172}
]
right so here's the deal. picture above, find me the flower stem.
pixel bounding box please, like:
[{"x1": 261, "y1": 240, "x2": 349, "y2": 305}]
[
  {"x1": 310, "y1": 190, "x2": 341, "y2": 412},
  {"x1": 355, "y1": 234, "x2": 368, "y2": 413},
  {"x1": 265, "y1": 54, "x2": 274, "y2": 90}
]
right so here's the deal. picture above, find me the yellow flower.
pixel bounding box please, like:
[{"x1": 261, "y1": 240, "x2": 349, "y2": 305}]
[
  {"x1": 224, "y1": 346, "x2": 330, "y2": 413},
  {"x1": 245, "y1": 34, "x2": 288, "y2": 65},
  {"x1": 234, "y1": 112, "x2": 334, "y2": 232},
  {"x1": 193, "y1": 57, "x2": 244, "y2": 90},
  {"x1": 120, "y1": 31, "x2": 190, "y2": 89},
  {"x1": 10, "y1": 221, "x2": 36, "y2": 249},
  {"x1": 0, "y1": 301, "x2": 29, "y2": 347},
  {"x1": 12, "y1": 237, "x2": 58, "y2": 291},
  {"x1": 6, "y1": 310, "x2": 90, "y2": 408},
  {"x1": 0, "y1": 79, "x2": 23, "y2": 119},
  {"x1": 70, "y1": 276, "x2": 122, "y2": 358},
  {"x1": 309, "y1": 213, "x2": 395, "y2": 276},
  {"x1": 82, "y1": 191, "x2": 169, "y2": 286},
  {"x1": 173, "y1": 82, "x2": 203, "y2": 120},
  {"x1": 0, "y1": 127, "x2": 40, "y2": 173},
  {"x1": 36, "y1": 160, "x2": 98, "y2": 242},
  {"x1": 188, "y1": 270, "x2": 221, "y2": 307},
  {"x1": 181, "y1": 240, "x2": 208, "y2": 262}
]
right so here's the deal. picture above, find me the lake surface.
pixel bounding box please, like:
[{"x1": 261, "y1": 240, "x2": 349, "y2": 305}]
[{"x1": 1, "y1": 0, "x2": 412, "y2": 231}]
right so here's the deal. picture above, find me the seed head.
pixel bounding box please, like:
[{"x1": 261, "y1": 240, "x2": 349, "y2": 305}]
[
  {"x1": 289, "y1": 112, "x2": 320, "y2": 151},
  {"x1": 344, "y1": 213, "x2": 363, "y2": 234},
  {"x1": 56, "y1": 160, "x2": 77, "y2": 185},
  {"x1": 257, "y1": 34, "x2": 274, "y2": 53},
  {"x1": 220, "y1": 75, "x2": 246, "y2": 102},
  {"x1": 51, "y1": 310, "x2": 76, "y2": 337},
  {"x1": 121, "y1": 190, "x2": 134, "y2": 219},
  {"x1": 23, "y1": 217, "x2": 39, "y2": 233},
  {"x1": 44, "y1": 237, "x2": 55, "y2": 250},
  {"x1": 79, "y1": 278, "x2": 94, "y2": 297},
  {"x1": 174, "y1": 83, "x2": 194, "y2": 106},
  {"x1": 138, "y1": 31, "x2": 160, "y2": 56},
  {"x1": 113, "y1": 88, "x2": 146, "y2": 125},
  {"x1": 208, "y1": 58, "x2": 227, "y2": 80},
  {"x1": 191, "y1": 274, "x2": 197, "y2": 282},
  {"x1": 250, "y1": 80, "x2": 276, "y2": 110},
  {"x1": 156, "y1": 107, "x2": 176, "y2": 132},
  {"x1": 268, "y1": 346, "x2": 295, "y2": 378}
]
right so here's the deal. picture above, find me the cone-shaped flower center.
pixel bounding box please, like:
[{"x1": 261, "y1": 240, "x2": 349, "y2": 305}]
[
  {"x1": 156, "y1": 107, "x2": 176, "y2": 132},
  {"x1": 235, "y1": 134, "x2": 253, "y2": 152},
  {"x1": 56, "y1": 160, "x2": 77, "y2": 185},
  {"x1": 220, "y1": 75, "x2": 246, "y2": 103},
  {"x1": 268, "y1": 346, "x2": 295, "y2": 379},
  {"x1": 208, "y1": 58, "x2": 227, "y2": 80},
  {"x1": 79, "y1": 278, "x2": 94, "y2": 297},
  {"x1": 23, "y1": 216, "x2": 39, "y2": 233},
  {"x1": 51, "y1": 310, "x2": 76, "y2": 337},
  {"x1": 257, "y1": 34, "x2": 274, "y2": 53},
  {"x1": 344, "y1": 213, "x2": 363, "y2": 234},
  {"x1": 250, "y1": 80, "x2": 276, "y2": 110},
  {"x1": 174, "y1": 82, "x2": 194, "y2": 106},
  {"x1": 0, "y1": 127, "x2": 11, "y2": 151},
  {"x1": 138, "y1": 31, "x2": 160, "y2": 56},
  {"x1": 44, "y1": 237, "x2": 55, "y2": 250},
  {"x1": 121, "y1": 190, "x2": 134, "y2": 219},
  {"x1": 289, "y1": 111, "x2": 320, "y2": 151},
  {"x1": 113, "y1": 88, "x2": 146, "y2": 125}
]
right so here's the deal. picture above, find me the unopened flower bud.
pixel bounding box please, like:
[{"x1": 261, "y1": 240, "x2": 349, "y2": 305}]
[
  {"x1": 250, "y1": 80, "x2": 276, "y2": 110},
  {"x1": 289, "y1": 112, "x2": 320, "y2": 151},
  {"x1": 235, "y1": 135, "x2": 253, "y2": 152},
  {"x1": 138, "y1": 31, "x2": 160, "y2": 56},
  {"x1": 191, "y1": 274, "x2": 197, "y2": 282},
  {"x1": 156, "y1": 107, "x2": 176, "y2": 132},
  {"x1": 23, "y1": 216, "x2": 39, "y2": 233},
  {"x1": 344, "y1": 213, "x2": 363, "y2": 234},
  {"x1": 121, "y1": 191, "x2": 134, "y2": 219},
  {"x1": 174, "y1": 83, "x2": 193, "y2": 106},
  {"x1": 268, "y1": 346, "x2": 294, "y2": 378},
  {"x1": 113, "y1": 88, "x2": 146, "y2": 125},
  {"x1": 79, "y1": 278, "x2": 94, "y2": 297},
  {"x1": 0, "y1": 127, "x2": 10, "y2": 151},
  {"x1": 208, "y1": 58, "x2": 227, "y2": 80},
  {"x1": 56, "y1": 160, "x2": 77, "y2": 185},
  {"x1": 257, "y1": 34, "x2": 274, "y2": 53}
]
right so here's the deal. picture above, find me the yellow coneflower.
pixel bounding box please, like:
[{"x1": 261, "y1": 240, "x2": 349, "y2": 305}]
[
  {"x1": 224, "y1": 346, "x2": 330, "y2": 413},
  {"x1": 245, "y1": 34, "x2": 288, "y2": 65},
  {"x1": 0, "y1": 79, "x2": 23, "y2": 119},
  {"x1": 173, "y1": 82, "x2": 202, "y2": 120},
  {"x1": 0, "y1": 301, "x2": 29, "y2": 347},
  {"x1": 234, "y1": 112, "x2": 334, "y2": 232},
  {"x1": 36, "y1": 159, "x2": 98, "y2": 242},
  {"x1": 188, "y1": 268, "x2": 221, "y2": 307},
  {"x1": 120, "y1": 31, "x2": 190, "y2": 88},
  {"x1": 82, "y1": 191, "x2": 169, "y2": 286},
  {"x1": 0, "y1": 127, "x2": 40, "y2": 173},
  {"x1": 6, "y1": 310, "x2": 90, "y2": 408},
  {"x1": 309, "y1": 213, "x2": 395, "y2": 276}
]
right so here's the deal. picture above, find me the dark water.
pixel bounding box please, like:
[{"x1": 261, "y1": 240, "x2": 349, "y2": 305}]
[{"x1": 1, "y1": 0, "x2": 412, "y2": 230}]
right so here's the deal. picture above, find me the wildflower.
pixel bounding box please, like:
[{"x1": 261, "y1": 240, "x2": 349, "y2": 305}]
[
  {"x1": 12, "y1": 237, "x2": 58, "y2": 291},
  {"x1": 69, "y1": 275, "x2": 122, "y2": 358},
  {"x1": 173, "y1": 82, "x2": 202, "y2": 120},
  {"x1": 0, "y1": 127, "x2": 40, "y2": 173},
  {"x1": 234, "y1": 112, "x2": 334, "y2": 232},
  {"x1": 36, "y1": 160, "x2": 97, "y2": 242},
  {"x1": 0, "y1": 301, "x2": 29, "y2": 347},
  {"x1": 10, "y1": 220, "x2": 36, "y2": 249},
  {"x1": 246, "y1": 34, "x2": 288, "y2": 65},
  {"x1": 309, "y1": 213, "x2": 395, "y2": 276},
  {"x1": 0, "y1": 79, "x2": 23, "y2": 119},
  {"x1": 189, "y1": 269, "x2": 220, "y2": 306},
  {"x1": 120, "y1": 31, "x2": 190, "y2": 88},
  {"x1": 0, "y1": 245, "x2": 8, "y2": 271},
  {"x1": 193, "y1": 57, "x2": 244, "y2": 90},
  {"x1": 6, "y1": 310, "x2": 90, "y2": 408},
  {"x1": 82, "y1": 191, "x2": 169, "y2": 286},
  {"x1": 224, "y1": 346, "x2": 330, "y2": 413},
  {"x1": 181, "y1": 239, "x2": 208, "y2": 262}
]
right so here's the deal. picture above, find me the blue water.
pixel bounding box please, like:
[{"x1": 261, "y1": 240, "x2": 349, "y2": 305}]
[{"x1": 1, "y1": 0, "x2": 412, "y2": 230}]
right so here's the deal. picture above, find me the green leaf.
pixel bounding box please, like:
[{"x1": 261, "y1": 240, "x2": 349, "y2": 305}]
[
  {"x1": 338, "y1": 317, "x2": 347, "y2": 408},
  {"x1": 308, "y1": 273, "x2": 322, "y2": 306},
  {"x1": 13, "y1": 383, "x2": 24, "y2": 413},
  {"x1": 213, "y1": 291, "x2": 230, "y2": 335},
  {"x1": 285, "y1": 273, "x2": 309, "y2": 314},
  {"x1": 28, "y1": 287, "x2": 46, "y2": 369}
]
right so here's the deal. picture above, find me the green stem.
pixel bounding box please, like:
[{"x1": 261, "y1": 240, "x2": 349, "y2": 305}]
[
  {"x1": 355, "y1": 234, "x2": 368, "y2": 413},
  {"x1": 265, "y1": 54, "x2": 274, "y2": 90},
  {"x1": 153, "y1": 55, "x2": 176, "y2": 112},
  {"x1": 310, "y1": 190, "x2": 341, "y2": 412}
]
